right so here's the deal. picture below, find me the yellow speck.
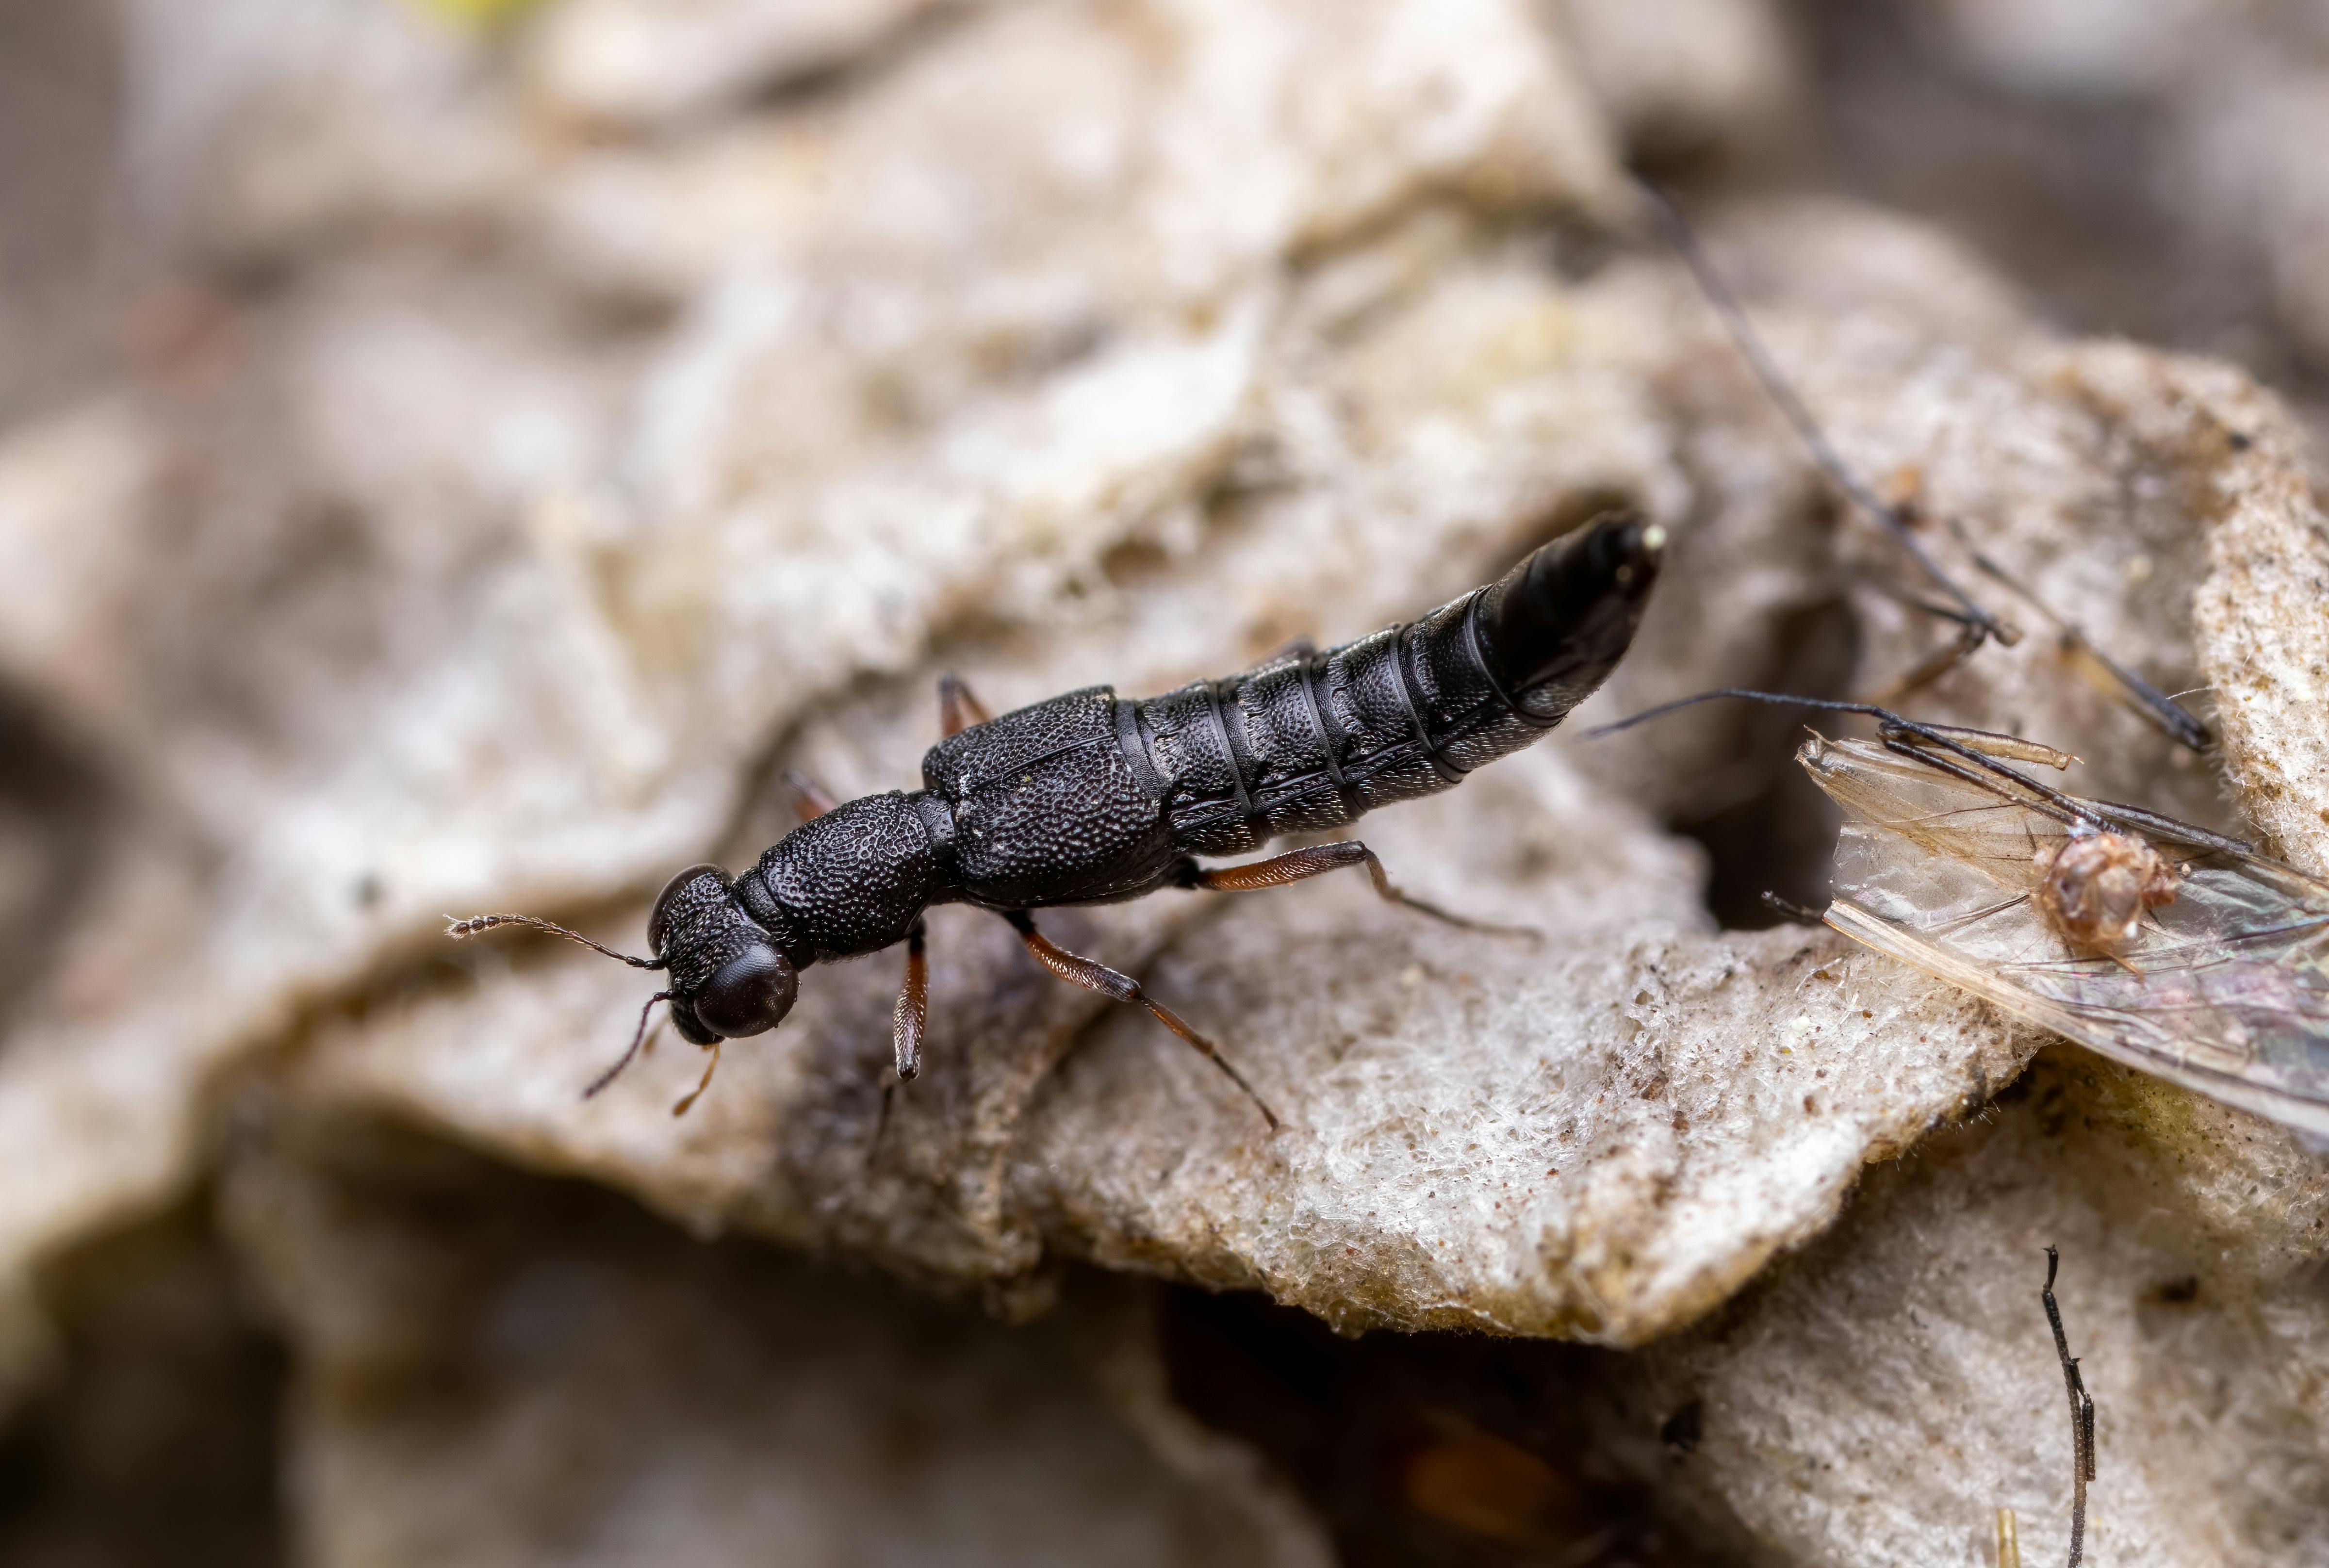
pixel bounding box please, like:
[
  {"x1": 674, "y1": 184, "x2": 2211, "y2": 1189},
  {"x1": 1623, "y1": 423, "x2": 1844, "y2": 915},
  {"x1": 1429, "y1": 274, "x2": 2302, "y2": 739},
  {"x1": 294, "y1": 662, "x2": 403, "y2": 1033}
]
[{"x1": 413, "y1": 0, "x2": 541, "y2": 30}]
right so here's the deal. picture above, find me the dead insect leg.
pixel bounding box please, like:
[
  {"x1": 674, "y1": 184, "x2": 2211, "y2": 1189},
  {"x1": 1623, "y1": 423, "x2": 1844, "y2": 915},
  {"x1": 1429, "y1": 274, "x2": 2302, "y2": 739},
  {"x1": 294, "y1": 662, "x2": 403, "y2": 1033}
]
[
  {"x1": 892, "y1": 917, "x2": 928, "y2": 1082},
  {"x1": 1179, "y1": 841, "x2": 1540, "y2": 938},
  {"x1": 1001, "y1": 910, "x2": 1279, "y2": 1130},
  {"x1": 783, "y1": 768, "x2": 841, "y2": 821},
  {"x1": 938, "y1": 673, "x2": 994, "y2": 737},
  {"x1": 1866, "y1": 618, "x2": 1988, "y2": 705},
  {"x1": 1951, "y1": 519, "x2": 2212, "y2": 752}
]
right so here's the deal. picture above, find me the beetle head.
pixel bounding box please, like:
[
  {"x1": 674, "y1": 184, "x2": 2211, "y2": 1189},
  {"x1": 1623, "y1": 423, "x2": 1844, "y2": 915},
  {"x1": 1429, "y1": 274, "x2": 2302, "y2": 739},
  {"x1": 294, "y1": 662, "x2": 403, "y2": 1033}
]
[{"x1": 647, "y1": 863, "x2": 799, "y2": 1044}]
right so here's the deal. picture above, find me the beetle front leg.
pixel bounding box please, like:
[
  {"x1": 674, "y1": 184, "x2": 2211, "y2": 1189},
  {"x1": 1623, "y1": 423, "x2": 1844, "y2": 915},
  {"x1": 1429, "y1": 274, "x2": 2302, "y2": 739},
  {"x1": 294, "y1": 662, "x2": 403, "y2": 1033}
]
[{"x1": 892, "y1": 918, "x2": 928, "y2": 1082}]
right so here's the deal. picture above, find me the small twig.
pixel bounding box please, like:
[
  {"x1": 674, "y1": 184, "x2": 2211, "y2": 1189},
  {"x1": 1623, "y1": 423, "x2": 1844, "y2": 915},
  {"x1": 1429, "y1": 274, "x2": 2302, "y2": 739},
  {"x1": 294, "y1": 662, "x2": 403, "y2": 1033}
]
[{"x1": 2043, "y1": 1245, "x2": 2095, "y2": 1568}]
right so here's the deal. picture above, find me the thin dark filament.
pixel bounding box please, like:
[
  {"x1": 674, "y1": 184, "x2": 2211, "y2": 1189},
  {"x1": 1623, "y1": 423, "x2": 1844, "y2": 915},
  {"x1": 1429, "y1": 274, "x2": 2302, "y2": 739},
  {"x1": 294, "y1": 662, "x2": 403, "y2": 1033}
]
[
  {"x1": 1759, "y1": 891, "x2": 1828, "y2": 924},
  {"x1": 1950, "y1": 520, "x2": 2213, "y2": 751},
  {"x1": 447, "y1": 912, "x2": 666, "y2": 970},
  {"x1": 2075, "y1": 799, "x2": 2256, "y2": 858},
  {"x1": 1860, "y1": 574, "x2": 1988, "y2": 628},
  {"x1": 1584, "y1": 688, "x2": 2109, "y2": 831},
  {"x1": 1640, "y1": 181, "x2": 2013, "y2": 643},
  {"x1": 585, "y1": 991, "x2": 671, "y2": 1099},
  {"x1": 2042, "y1": 1246, "x2": 2095, "y2": 1568},
  {"x1": 1873, "y1": 735, "x2": 2098, "y2": 834}
]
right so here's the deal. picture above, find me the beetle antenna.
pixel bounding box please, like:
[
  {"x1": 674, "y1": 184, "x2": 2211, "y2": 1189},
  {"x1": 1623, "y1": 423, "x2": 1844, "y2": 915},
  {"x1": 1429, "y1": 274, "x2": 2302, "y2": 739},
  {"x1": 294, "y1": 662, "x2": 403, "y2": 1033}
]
[
  {"x1": 446, "y1": 912, "x2": 667, "y2": 969},
  {"x1": 1640, "y1": 181, "x2": 2017, "y2": 648},
  {"x1": 584, "y1": 991, "x2": 673, "y2": 1099}
]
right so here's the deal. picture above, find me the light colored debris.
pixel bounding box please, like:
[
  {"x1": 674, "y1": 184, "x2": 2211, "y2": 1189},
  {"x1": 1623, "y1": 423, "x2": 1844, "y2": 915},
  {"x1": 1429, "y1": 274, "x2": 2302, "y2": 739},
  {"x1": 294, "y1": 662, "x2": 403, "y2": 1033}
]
[{"x1": 1627, "y1": 1046, "x2": 2329, "y2": 1567}]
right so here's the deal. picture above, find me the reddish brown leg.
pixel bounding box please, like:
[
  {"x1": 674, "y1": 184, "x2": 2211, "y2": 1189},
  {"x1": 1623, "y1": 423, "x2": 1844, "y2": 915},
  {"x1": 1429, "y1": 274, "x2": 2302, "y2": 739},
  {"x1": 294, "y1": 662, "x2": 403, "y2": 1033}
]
[
  {"x1": 1865, "y1": 620, "x2": 1985, "y2": 705},
  {"x1": 1002, "y1": 910, "x2": 1279, "y2": 1130},
  {"x1": 1183, "y1": 841, "x2": 1539, "y2": 938},
  {"x1": 583, "y1": 990, "x2": 673, "y2": 1100},
  {"x1": 783, "y1": 768, "x2": 841, "y2": 822},
  {"x1": 672, "y1": 1038, "x2": 722, "y2": 1117},
  {"x1": 892, "y1": 918, "x2": 928, "y2": 1082},
  {"x1": 938, "y1": 673, "x2": 993, "y2": 737}
]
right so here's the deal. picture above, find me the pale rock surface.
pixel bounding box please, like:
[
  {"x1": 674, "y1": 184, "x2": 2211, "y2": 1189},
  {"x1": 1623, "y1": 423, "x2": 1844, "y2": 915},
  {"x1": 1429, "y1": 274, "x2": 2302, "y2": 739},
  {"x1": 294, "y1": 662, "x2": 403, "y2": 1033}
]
[
  {"x1": 1558, "y1": 0, "x2": 1800, "y2": 161},
  {"x1": 1623, "y1": 1046, "x2": 2329, "y2": 1567},
  {"x1": 526, "y1": 0, "x2": 965, "y2": 129},
  {"x1": 285, "y1": 208, "x2": 2294, "y2": 1356},
  {"x1": 1907, "y1": 0, "x2": 2329, "y2": 377},
  {"x1": 3, "y1": 0, "x2": 2329, "y2": 1562},
  {"x1": 0, "y1": 0, "x2": 1640, "y2": 1385}
]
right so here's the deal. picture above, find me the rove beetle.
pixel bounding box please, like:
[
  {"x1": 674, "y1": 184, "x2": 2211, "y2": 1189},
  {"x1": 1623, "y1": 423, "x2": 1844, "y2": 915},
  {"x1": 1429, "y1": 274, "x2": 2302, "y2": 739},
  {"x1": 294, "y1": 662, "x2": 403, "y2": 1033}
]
[{"x1": 452, "y1": 513, "x2": 1664, "y2": 1127}]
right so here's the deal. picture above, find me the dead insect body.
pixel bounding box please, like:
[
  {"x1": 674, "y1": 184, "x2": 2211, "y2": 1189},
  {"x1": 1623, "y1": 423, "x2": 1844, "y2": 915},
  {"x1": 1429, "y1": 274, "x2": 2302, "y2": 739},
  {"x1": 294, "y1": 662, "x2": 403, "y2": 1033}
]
[
  {"x1": 1600, "y1": 689, "x2": 2329, "y2": 1138},
  {"x1": 451, "y1": 515, "x2": 1665, "y2": 1125},
  {"x1": 1810, "y1": 717, "x2": 2329, "y2": 1137}
]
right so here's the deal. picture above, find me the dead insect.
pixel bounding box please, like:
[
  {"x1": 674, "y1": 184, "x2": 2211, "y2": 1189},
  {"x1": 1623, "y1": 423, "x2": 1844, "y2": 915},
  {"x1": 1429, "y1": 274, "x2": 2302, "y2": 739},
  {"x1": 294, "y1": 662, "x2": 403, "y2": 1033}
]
[
  {"x1": 1597, "y1": 690, "x2": 2329, "y2": 1139},
  {"x1": 451, "y1": 515, "x2": 1664, "y2": 1124}
]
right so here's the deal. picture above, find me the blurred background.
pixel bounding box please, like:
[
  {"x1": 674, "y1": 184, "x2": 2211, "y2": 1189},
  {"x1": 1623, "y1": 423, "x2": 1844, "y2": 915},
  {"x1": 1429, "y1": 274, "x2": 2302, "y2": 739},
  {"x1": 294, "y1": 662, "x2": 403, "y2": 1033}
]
[{"x1": 1, "y1": 1, "x2": 2325, "y2": 1564}]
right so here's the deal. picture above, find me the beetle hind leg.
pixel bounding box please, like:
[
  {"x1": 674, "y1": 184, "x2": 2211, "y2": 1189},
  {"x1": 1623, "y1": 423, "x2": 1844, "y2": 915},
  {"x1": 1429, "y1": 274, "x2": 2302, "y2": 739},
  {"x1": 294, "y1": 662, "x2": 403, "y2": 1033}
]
[
  {"x1": 1178, "y1": 841, "x2": 1540, "y2": 939},
  {"x1": 1002, "y1": 910, "x2": 1279, "y2": 1130},
  {"x1": 938, "y1": 674, "x2": 993, "y2": 737}
]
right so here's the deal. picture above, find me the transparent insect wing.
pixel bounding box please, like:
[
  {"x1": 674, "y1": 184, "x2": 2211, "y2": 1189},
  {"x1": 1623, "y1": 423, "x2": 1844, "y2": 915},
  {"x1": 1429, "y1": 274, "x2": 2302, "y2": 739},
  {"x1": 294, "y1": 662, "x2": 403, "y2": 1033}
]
[{"x1": 1800, "y1": 735, "x2": 2329, "y2": 1139}]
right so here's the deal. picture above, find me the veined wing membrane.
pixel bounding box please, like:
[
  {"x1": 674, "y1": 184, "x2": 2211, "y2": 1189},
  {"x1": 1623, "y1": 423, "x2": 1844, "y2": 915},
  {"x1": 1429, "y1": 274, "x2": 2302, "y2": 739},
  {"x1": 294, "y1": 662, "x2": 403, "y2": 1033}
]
[{"x1": 1802, "y1": 735, "x2": 2329, "y2": 1139}]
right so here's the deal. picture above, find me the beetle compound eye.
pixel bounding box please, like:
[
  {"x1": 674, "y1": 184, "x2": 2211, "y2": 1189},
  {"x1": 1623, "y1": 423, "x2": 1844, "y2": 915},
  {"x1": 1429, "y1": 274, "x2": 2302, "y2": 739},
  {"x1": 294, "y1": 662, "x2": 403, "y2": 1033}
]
[{"x1": 691, "y1": 944, "x2": 798, "y2": 1038}]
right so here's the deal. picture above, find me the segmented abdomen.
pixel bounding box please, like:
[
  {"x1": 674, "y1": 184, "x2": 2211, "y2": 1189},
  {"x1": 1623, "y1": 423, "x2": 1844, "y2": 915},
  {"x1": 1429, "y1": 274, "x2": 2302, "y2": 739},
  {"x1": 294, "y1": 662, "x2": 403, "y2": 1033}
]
[
  {"x1": 1127, "y1": 515, "x2": 1658, "y2": 858},
  {"x1": 1132, "y1": 590, "x2": 1545, "y2": 856}
]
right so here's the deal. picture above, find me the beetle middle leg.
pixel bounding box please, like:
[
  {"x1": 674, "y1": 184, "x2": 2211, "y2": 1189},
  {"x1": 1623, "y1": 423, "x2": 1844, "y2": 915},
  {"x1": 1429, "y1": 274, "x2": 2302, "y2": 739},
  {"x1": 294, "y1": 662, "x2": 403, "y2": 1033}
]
[
  {"x1": 938, "y1": 673, "x2": 993, "y2": 737},
  {"x1": 1177, "y1": 842, "x2": 1540, "y2": 938},
  {"x1": 783, "y1": 768, "x2": 841, "y2": 821},
  {"x1": 1002, "y1": 910, "x2": 1279, "y2": 1129}
]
